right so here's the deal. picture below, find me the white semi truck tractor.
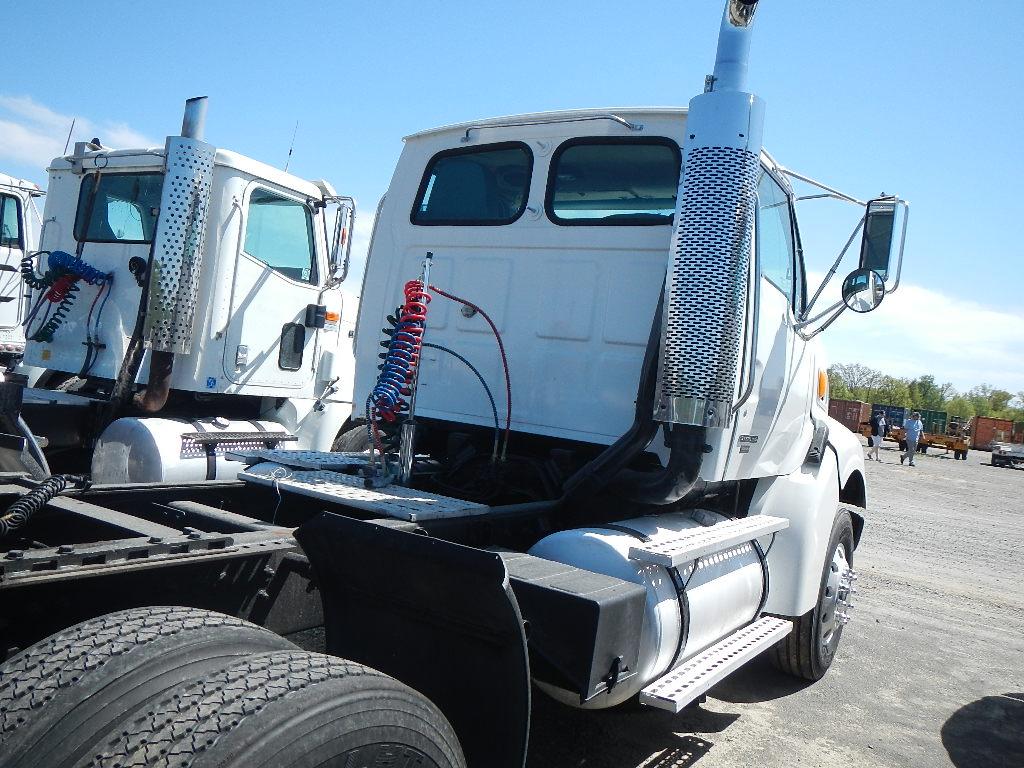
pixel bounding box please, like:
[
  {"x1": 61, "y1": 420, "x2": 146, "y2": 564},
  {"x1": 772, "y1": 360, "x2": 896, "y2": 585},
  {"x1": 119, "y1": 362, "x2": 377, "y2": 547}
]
[
  {"x1": 8, "y1": 98, "x2": 359, "y2": 482},
  {"x1": 0, "y1": 173, "x2": 44, "y2": 367},
  {"x1": 0, "y1": 2, "x2": 908, "y2": 767}
]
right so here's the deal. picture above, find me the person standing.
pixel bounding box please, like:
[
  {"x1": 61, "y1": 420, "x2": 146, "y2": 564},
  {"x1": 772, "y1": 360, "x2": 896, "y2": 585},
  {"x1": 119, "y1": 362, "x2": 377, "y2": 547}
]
[
  {"x1": 869, "y1": 411, "x2": 887, "y2": 462},
  {"x1": 902, "y1": 412, "x2": 924, "y2": 466}
]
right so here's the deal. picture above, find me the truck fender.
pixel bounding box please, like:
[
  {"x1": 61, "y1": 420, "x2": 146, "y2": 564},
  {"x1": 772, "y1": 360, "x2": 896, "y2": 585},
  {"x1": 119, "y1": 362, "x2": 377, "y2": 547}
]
[
  {"x1": 826, "y1": 414, "x2": 868, "y2": 544},
  {"x1": 751, "y1": 448, "x2": 844, "y2": 617},
  {"x1": 295, "y1": 513, "x2": 530, "y2": 768}
]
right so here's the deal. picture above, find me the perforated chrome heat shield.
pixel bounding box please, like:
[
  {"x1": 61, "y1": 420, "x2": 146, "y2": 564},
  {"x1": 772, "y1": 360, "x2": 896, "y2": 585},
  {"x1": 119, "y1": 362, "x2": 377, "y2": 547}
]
[
  {"x1": 143, "y1": 137, "x2": 216, "y2": 354},
  {"x1": 654, "y1": 145, "x2": 760, "y2": 428}
]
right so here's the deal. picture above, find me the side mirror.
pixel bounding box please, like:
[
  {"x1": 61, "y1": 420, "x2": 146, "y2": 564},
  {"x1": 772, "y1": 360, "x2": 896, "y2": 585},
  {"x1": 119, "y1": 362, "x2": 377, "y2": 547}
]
[
  {"x1": 859, "y1": 197, "x2": 898, "y2": 281},
  {"x1": 327, "y1": 196, "x2": 356, "y2": 283},
  {"x1": 841, "y1": 268, "x2": 886, "y2": 313}
]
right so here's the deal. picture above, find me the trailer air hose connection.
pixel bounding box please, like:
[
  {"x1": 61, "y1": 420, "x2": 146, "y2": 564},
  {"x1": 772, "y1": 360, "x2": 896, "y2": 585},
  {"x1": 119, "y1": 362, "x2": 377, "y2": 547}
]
[
  {"x1": 428, "y1": 284, "x2": 512, "y2": 459},
  {"x1": 0, "y1": 475, "x2": 85, "y2": 538},
  {"x1": 22, "y1": 250, "x2": 112, "y2": 345},
  {"x1": 422, "y1": 342, "x2": 501, "y2": 461},
  {"x1": 367, "y1": 280, "x2": 431, "y2": 458}
]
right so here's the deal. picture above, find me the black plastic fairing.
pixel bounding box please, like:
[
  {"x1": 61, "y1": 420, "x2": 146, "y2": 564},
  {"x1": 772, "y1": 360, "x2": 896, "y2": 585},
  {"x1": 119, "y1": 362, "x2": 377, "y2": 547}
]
[{"x1": 296, "y1": 513, "x2": 531, "y2": 768}]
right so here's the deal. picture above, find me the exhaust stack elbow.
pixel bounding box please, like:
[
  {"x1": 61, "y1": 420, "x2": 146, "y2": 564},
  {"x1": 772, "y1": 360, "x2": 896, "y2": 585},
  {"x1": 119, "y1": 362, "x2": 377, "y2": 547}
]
[{"x1": 711, "y1": 0, "x2": 760, "y2": 92}]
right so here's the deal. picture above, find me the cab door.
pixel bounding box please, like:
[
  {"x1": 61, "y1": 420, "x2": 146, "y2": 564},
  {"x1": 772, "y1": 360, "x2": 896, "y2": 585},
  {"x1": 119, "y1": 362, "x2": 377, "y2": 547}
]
[
  {"x1": 725, "y1": 168, "x2": 813, "y2": 478},
  {"x1": 222, "y1": 184, "x2": 323, "y2": 391},
  {"x1": 0, "y1": 192, "x2": 27, "y2": 349}
]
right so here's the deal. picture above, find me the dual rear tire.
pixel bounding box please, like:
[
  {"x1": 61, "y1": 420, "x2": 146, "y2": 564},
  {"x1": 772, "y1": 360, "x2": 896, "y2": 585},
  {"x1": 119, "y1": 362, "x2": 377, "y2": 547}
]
[{"x1": 0, "y1": 607, "x2": 464, "y2": 768}]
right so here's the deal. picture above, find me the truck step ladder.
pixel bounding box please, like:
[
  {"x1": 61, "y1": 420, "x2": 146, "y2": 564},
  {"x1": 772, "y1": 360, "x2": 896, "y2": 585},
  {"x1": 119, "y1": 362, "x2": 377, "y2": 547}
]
[
  {"x1": 639, "y1": 616, "x2": 793, "y2": 712},
  {"x1": 628, "y1": 515, "x2": 789, "y2": 568}
]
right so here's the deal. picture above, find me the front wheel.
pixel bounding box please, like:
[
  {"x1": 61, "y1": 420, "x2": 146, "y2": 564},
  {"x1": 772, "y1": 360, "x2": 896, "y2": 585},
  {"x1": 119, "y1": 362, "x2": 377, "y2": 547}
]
[{"x1": 769, "y1": 509, "x2": 856, "y2": 681}]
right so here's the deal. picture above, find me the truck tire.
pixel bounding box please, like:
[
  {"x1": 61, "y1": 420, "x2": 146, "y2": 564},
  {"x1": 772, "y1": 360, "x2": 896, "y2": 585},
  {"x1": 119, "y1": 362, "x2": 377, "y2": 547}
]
[
  {"x1": 769, "y1": 509, "x2": 855, "y2": 682},
  {"x1": 0, "y1": 606, "x2": 295, "y2": 768},
  {"x1": 332, "y1": 423, "x2": 371, "y2": 452},
  {"x1": 82, "y1": 650, "x2": 466, "y2": 768}
]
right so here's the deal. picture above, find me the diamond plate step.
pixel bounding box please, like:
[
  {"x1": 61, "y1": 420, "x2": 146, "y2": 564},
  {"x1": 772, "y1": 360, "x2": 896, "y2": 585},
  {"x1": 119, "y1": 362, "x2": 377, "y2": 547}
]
[
  {"x1": 226, "y1": 449, "x2": 371, "y2": 470},
  {"x1": 640, "y1": 616, "x2": 793, "y2": 713},
  {"x1": 238, "y1": 462, "x2": 489, "y2": 522},
  {"x1": 628, "y1": 515, "x2": 789, "y2": 568}
]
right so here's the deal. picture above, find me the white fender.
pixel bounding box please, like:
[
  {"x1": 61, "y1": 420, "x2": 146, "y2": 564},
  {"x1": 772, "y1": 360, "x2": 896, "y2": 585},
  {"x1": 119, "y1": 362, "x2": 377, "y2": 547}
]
[
  {"x1": 827, "y1": 415, "x2": 868, "y2": 507},
  {"x1": 751, "y1": 448, "x2": 841, "y2": 617}
]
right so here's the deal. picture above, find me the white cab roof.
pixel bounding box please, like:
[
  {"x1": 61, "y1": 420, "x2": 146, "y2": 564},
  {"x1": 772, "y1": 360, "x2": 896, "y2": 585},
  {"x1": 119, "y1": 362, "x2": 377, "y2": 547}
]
[
  {"x1": 46, "y1": 145, "x2": 323, "y2": 199},
  {"x1": 0, "y1": 172, "x2": 43, "y2": 196},
  {"x1": 405, "y1": 107, "x2": 689, "y2": 141}
]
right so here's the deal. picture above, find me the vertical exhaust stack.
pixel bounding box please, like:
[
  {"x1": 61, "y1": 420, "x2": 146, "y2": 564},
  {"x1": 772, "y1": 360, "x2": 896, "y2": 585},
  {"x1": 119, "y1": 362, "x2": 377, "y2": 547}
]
[
  {"x1": 134, "y1": 97, "x2": 216, "y2": 412},
  {"x1": 654, "y1": 0, "x2": 765, "y2": 429}
]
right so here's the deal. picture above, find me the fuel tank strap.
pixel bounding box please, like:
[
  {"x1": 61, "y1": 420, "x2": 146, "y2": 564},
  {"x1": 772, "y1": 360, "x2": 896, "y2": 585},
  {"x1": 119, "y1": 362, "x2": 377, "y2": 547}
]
[{"x1": 595, "y1": 523, "x2": 652, "y2": 543}]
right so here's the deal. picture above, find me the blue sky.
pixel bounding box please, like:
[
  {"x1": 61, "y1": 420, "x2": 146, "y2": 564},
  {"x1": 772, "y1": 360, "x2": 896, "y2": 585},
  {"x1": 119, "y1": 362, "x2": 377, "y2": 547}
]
[{"x1": 2, "y1": 1, "x2": 1021, "y2": 393}]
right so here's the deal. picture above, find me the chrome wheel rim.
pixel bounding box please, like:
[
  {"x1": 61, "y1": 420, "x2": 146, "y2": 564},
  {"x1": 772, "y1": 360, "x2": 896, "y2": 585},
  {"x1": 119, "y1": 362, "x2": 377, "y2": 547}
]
[{"x1": 820, "y1": 544, "x2": 854, "y2": 653}]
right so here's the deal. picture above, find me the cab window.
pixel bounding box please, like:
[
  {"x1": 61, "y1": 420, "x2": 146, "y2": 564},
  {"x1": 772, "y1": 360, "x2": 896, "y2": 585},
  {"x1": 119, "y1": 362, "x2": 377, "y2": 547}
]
[
  {"x1": 243, "y1": 188, "x2": 318, "y2": 283},
  {"x1": 73, "y1": 173, "x2": 162, "y2": 243},
  {"x1": 756, "y1": 171, "x2": 797, "y2": 305},
  {"x1": 0, "y1": 194, "x2": 22, "y2": 249},
  {"x1": 412, "y1": 142, "x2": 532, "y2": 225},
  {"x1": 547, "y1": 138, "x2": 681, "y2": 225}
]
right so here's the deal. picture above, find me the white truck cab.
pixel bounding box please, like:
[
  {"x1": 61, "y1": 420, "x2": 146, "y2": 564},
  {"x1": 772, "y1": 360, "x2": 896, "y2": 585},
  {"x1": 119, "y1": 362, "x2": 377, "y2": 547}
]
[
  {"x1": 357, "y1": 109, "x2": 828, "y2": 482},
  {"x1": 17, "y1": 100, "x2": 360, "y2": 481},
  {"x1": 0, "y1": 173, "x2": 43, "y2": 364}
]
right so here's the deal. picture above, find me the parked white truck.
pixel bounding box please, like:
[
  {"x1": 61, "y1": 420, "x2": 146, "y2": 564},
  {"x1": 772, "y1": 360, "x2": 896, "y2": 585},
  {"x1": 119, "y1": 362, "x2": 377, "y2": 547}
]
[
  {"x1": 0, "y1": 2, "x2": 908, "y2": 767},
  {"x1": 0, "y1": 173, "x2": 44, "y2": 366},
  {"x1": 11, "y1": 99, "x2": 359, "y2": 481}
]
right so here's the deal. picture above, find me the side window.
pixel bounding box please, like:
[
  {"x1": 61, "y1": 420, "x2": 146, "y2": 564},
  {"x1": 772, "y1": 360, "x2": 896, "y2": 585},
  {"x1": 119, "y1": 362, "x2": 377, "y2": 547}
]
[
  {"x1": 243, "y1": 188, "x2": 318, "y2": 284},
  {"x1": 547, "y1": 139, "x2": 681, "y2": 225},
  {"x1": 412, "y1": 143, "x2": 532, "y2": 225},
  {"x1": 756, "y1": 171, "x2": 796, "y2": 305},
  {"x1": 73, "y1": 173, "x2": 162, "y2": 243},
  {"x1": 0, "y1": 194, "x2": 22, "y2": 249}
]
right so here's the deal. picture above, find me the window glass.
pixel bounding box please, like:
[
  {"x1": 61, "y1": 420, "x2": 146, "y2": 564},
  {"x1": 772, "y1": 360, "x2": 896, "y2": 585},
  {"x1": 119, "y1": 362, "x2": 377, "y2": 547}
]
[
  {"x1": 244, "y1": 188, "x2": 317, "y2": 283},
  {"x1": 0, "y1": 194, "x2": 22, "y2": 249},
  {"x1": 74, "y1": 173, "x2": 162, "y2": 243},
  {"x1": 756, "y1": 171, "x2": 796, "y2": 302},
  {"x1": 548, "y1": 140, "x2": 681, "y2": 225},
  {"x1": 413, "y1": 143, "x2": 531, "y2": 225}
]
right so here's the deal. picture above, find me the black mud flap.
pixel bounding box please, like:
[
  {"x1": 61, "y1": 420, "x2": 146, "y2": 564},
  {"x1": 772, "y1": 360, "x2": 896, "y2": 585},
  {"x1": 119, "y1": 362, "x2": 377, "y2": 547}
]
[{"x1": 296, "y1": 513, "x2": 530, "y2": 768}]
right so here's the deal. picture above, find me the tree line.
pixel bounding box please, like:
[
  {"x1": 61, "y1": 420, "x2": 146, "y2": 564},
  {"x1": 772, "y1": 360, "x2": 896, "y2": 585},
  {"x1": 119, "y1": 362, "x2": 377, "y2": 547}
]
[{"x1": 827, "y1": 364, "x2": 1024, "y2": 423}]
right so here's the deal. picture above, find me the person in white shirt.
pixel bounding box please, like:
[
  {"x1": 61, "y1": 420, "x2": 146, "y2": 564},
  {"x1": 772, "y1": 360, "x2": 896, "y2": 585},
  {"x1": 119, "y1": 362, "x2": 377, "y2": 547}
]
[{"x1": 902, "y1": 412, "x2": 924, "y2": 466}]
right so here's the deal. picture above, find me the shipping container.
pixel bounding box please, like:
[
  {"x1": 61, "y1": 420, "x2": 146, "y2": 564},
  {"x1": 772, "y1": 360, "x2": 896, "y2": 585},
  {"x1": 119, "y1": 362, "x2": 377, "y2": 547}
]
[
  {"x1": 871, "y1": 404, "x2": 906, "y2": 428},
  {"x1": 970, "y1": 416, "x2": 1014, "y2": 450},
  {"x1": 1013, "y1": 422, "x2": 1024, "y2": 444},
  {"x1": 828, "y1": 398, "x2": 872, "y2": 433},
  {"x1": 919, "y1": 409, "x2": 948, "y2": 435}
]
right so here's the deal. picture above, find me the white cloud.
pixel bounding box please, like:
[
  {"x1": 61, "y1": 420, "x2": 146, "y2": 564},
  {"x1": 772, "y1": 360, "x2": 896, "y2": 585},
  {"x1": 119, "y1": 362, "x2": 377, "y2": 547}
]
[
  {"x1": 0, "y1": 95, "x2": 157, "y2": 170},
  {"x1": 809, "y1": 271, "x2": 1024, "y2": 394}
]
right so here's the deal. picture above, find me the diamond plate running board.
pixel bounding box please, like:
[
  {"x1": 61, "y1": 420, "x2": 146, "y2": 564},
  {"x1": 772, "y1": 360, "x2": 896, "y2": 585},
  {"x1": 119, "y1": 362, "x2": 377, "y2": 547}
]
[
  {"x1": 238, "y1": 462, "x2": 489, "y2": 522},
  {"x1": 639, "y1": 616, "x2": 793, "y2": 713},
  {"x1": 628, "y1": 515, "x2": 789, "y2": 568}
]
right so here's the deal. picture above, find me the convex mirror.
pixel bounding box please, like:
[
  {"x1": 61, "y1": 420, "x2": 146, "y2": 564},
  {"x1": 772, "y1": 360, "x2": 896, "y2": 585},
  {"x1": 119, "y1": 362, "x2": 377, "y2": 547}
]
[{"x1": 841, "y1": 268, "x2": 885, "y2": 313}]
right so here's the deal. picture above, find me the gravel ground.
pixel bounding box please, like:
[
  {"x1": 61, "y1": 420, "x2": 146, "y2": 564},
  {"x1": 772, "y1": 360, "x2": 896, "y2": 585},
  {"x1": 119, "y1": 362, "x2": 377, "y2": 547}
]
[{"x1": 526, "y1": 440, "x2": 1024, "y2": 768}]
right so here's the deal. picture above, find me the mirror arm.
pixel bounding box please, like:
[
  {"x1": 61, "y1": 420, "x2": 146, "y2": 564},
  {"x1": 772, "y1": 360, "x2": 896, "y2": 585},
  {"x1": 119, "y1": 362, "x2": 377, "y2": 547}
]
[
  {"x1": 796, "y1": 297, "x2": 844, "y2": 331},
  {"x1": 801, "y1": 215, "x2": 865, "y2": 319},
  {"x1": 778, "y1": 167, "x2": 866, "y2": 206},
  {"x1": 800, "y1": 302, "x2": 847, "y2": 339},
  {"x1": 887, "y1": 199, "x2": 910, "y2": 294}
]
